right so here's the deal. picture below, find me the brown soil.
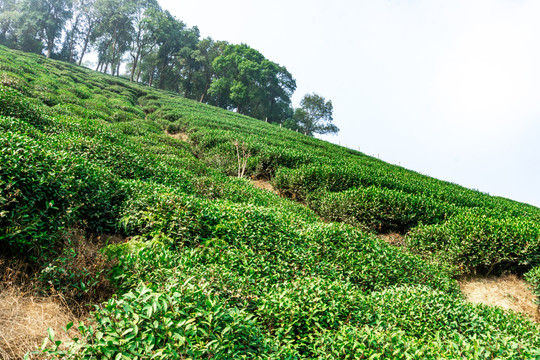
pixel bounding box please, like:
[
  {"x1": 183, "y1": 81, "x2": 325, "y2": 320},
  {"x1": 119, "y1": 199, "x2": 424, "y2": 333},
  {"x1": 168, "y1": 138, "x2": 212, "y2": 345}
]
[
  {"x1": 378, "y1": 232, "x2": 405, "y2": 246},
  {"x1": 459, "y1": 274, "x2": 539, "y2": 321},
  {"x1": 165, "y1": 130, "x2": 189, "y2": 142},
  {"x1": 252, "y1": 179, "x2": 279, "y2": 195},
  {"x1": 0, "y1": 288, "x2": 81, "y2": 359}
]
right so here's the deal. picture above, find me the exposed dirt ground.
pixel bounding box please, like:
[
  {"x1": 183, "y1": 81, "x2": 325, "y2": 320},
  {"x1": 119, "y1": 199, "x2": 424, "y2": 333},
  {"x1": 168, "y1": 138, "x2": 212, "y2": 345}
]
[
  {"x1": 377, "y1": 232, "x2": 405, "y2": 247},
  {"x1": 252, "y1": 179, "x2": 279, "y2": 195},
  {"x1": 165, "y1": 130, "x2": 189, "y2": 142},
  {"x1": 459, "y1": 274, "x2": 539, "y2": 321}
]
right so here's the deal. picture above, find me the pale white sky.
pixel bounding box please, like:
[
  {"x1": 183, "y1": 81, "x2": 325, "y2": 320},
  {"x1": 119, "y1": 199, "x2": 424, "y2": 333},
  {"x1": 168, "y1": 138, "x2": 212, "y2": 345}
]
[{"x1": 159, "y1": 0, "x2": 540, "y2": 207}]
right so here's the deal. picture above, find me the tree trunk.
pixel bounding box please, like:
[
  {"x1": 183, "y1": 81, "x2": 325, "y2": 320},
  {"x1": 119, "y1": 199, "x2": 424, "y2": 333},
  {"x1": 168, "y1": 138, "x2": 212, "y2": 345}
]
[
  {"x1": 130, "y1": 50, "x2": 140, "y2": 82},
  {"x1": 78, "y1": 23, "x2": 93, "y2": 66},
  {"x1": 158, "y1": 61, "x2": 166, "y2": 89},
  {"x1": 199, "y1": 84, "x2": 208, "y2": 102},
  {"x1": 46, "y1": 43, "x2": 52, "y2": 58}
]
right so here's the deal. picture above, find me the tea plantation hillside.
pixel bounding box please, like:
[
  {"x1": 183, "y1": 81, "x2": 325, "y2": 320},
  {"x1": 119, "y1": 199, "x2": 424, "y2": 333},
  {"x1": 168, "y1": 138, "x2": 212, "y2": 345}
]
[{"x1": 3, "y1": 45, "x2": 540, "y2": 358}]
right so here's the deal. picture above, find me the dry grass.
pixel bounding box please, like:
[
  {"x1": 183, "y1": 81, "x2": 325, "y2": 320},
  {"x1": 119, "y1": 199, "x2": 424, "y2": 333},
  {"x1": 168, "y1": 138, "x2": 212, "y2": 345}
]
[
  {"x1": 252, "y1": 179, "x2": 279, "y2": 194},
  {"x1": 377, "y1": 232, "x2": 405, "y2": 247},
  {"x1": 0, "y1": 230, "x2": 123, "y2": 359},
  {"x1": 459, "y1": 274, "x2": 539, "y2": 321},
  {"x1": 0, "y1": 287, "x2": 81, "y2": 360},
  {"x1": 165, "y1": 130, "x2": 189, "y2": 142}
]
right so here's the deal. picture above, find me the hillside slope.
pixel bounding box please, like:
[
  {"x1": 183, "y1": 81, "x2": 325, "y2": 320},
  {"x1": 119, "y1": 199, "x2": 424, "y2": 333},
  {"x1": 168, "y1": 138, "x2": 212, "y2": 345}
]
[{"x1": 2, "y1": 46, "x2": 540, "y2": 358}]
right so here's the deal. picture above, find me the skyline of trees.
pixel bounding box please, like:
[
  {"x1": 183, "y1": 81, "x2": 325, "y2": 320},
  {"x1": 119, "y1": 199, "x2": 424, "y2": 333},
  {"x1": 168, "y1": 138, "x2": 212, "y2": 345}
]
[{"x1": 0, "y1": 0, "x2": 338, "y2": 134}]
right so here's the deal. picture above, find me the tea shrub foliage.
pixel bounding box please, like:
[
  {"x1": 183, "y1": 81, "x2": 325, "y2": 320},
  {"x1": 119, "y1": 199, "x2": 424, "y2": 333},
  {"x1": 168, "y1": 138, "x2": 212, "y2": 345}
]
[{"x1": 2, "y1": 46, "x2": 540, "y2": 359}]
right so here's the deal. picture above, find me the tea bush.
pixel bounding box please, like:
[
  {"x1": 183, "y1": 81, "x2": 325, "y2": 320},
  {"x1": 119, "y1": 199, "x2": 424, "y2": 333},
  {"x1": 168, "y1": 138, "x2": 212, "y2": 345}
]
[
  {"x1": 309, "y1": 186, "x2": 459, "y2": 233},
  {"x1": 407, "y1": 211, "x2": 540, "y2": 273},
  {"x1": 1, "y1": 46, "x2": 539, "y2": 358}
]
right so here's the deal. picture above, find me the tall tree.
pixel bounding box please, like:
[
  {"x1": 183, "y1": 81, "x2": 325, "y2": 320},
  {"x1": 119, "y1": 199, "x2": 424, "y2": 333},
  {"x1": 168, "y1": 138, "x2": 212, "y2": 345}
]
[
  {"x1": 0, "y1": 0, "x2": 20, "y2": 47},
  {"x1": 208, "y1": 43, "x2": 296, "y2": 122},
  {"x1": 145, "y1": 10, "x2": 199, "y2": 91},
  {"x1": 93, "y1": 0, "x2": 135, "y2": 75},
  {"x1": 17, "y1": 0, "x2": 72, "y2": 57},
  {"x1": 76, "y1": 0, "x2": 97, "y2": 65},
  {"x1": 191, "y1": 37, "x2": 227, "y2": 102},
  {"x1": 59, "y1": 0, "x2": 94, "y2": 62},
  {"x1": 127, "y1": 0, "x2": 160, "y2": 82},
  {"x1": 288, "y1": 93, "x2": 338, "y2": 136}
]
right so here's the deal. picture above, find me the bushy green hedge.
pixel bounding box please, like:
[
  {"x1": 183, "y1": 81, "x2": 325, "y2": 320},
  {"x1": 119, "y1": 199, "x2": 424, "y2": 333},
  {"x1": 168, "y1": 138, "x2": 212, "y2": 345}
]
[
  {"x1": 0, "y1": 85, "x2": 51, "y2": 128},
  {"x1": 117, "y1": 185, "x2": 457, "y2": 294},
  {"x1": 525, "y1": 266, "x2": 540, "y2": 306},
  {"x1": 309, "y1": 186, "x2": 459, "y2": 233},
  {"x1": 407, "y1": 211, "x2": 540, "y2": 273},
  {"x1": 0, "y1": 131, "x2": 123, "y2": 261},
  {"x1": 39, "y1": 282, "x2": 285, "y2": 359}
]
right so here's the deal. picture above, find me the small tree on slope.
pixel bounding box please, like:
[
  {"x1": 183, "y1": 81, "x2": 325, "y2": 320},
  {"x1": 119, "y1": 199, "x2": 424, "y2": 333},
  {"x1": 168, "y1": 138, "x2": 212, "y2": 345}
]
[{"x1": 287, "y1": 93, "x2": 339, "y2": 136}]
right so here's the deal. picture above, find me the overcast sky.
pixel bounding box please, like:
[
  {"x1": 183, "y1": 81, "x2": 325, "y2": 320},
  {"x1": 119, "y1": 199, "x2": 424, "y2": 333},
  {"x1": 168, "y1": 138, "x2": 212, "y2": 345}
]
[{"x1": 159, "y1": 0, "x2": 540, "y2": 207}]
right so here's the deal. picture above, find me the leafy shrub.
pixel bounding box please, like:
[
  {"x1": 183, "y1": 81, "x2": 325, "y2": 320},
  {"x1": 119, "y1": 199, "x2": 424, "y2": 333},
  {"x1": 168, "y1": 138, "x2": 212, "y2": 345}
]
[
  {"x1": 0, "y1": 115, "x2": 44, "y2": 138},
  {"x1": 166, "y1": 121, "x2": 185, "y2": 134},
  {"x1": 0, "y1": 71, "x2": 30, "y2": 94},
  {"x1": 0, "y1": 132, "x2": 123, "y2": 261},
  {"x1": 0, "y1": 86, "x2": 50, "y2": 128},
  {"x1": 256, "y1": 277, "x2": 360, "y2": 352},
  {"x1": 0, "y1": 132, "x2": 72, "y2": 260},
  {"x1": 40, "y1": 282, "x2": 281, "y2": 359},
  {"x1": 407, "y1": 212, "x2": 540, "y2": 273},
  {"x1": 309, "y1": 186, "x2": 459, "y2": 233},
  {"x1": 525, "y1": 266, "x2": 540, "y2": 305},
  {"x1": 71, "y1": 85, "x2": 92, "y2": 100}
]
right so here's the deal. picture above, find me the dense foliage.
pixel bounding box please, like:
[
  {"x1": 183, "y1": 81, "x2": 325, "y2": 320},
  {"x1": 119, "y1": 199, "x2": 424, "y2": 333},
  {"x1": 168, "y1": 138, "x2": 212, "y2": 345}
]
[{"x1": 2, "y1": 46, "x2": 540, "y2": 358}]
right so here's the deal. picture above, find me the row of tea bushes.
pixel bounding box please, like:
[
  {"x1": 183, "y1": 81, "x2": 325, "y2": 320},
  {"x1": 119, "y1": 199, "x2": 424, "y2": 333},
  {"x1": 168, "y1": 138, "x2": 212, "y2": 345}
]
[
  {"x1": 407, "y1": 211, "x2": 540, "y2": 273},
  {"x1": 307, "y1": 186, "x2": 459, "y2": 233}
]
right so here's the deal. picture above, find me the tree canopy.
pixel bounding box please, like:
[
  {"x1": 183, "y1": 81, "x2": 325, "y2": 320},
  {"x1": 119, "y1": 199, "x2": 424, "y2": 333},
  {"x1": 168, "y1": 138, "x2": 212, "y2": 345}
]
[
  {"x1": 285, "y1": 93, "x2": 339, "y2": 136},
  {"x1": 208, "y1": 44, "x2": 296, "y2": 122}
]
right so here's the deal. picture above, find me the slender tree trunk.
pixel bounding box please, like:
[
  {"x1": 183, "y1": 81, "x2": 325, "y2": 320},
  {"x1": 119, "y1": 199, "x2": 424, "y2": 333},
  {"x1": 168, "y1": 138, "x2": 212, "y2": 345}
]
[
  {"x1": 158, "y1": 61, "x2": 166, "y2": 89},
  {"x1": 67, "y1": 17, "x2": 79, "y2": 63},
  {"x1": 199, "y1": 79, "x2": 210, "y2": 102},
  {"x1": 78, "y1": 23, "x2": 93, "y2": 66},
  {"x1": 46, "y1": 42, "x2": 52, "y2": 58},
  {"x1": 184, "y1": 69, "x2": 193, "y2": 98},
  {"x1": 130, "y1": 50, "x2": 140, "y2": 82}
]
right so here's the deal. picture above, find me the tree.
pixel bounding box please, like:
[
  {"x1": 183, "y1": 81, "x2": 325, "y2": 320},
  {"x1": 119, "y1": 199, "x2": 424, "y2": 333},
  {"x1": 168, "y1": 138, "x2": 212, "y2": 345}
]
[
  {"x1": 76, "y1": 0, "x2": 97, "y2": 65},
  {"x1": 93, "y1": 0, "x2": 135, "y2": 75},
  {"x1": 58, "y1": 0, "x2": 97, "y2": 62},
  {"x1": 17, "y1": 0, "x2": 73, "y2": 57},
  {"x1": 289, "y1": 93, "x2": 338, "y2": 136},
  {"x1": 127, "y1": 0, "x2": 160, "y2": 81},
  {"x1": 189, "y1": 37, "x2": 227, "y2": 102},
  {"x1": 0, "y1": 0, "x2": 20, "y2": 47},
  {"x1": 208, "y1": 43, "x2": 296, "y2": 122}
]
